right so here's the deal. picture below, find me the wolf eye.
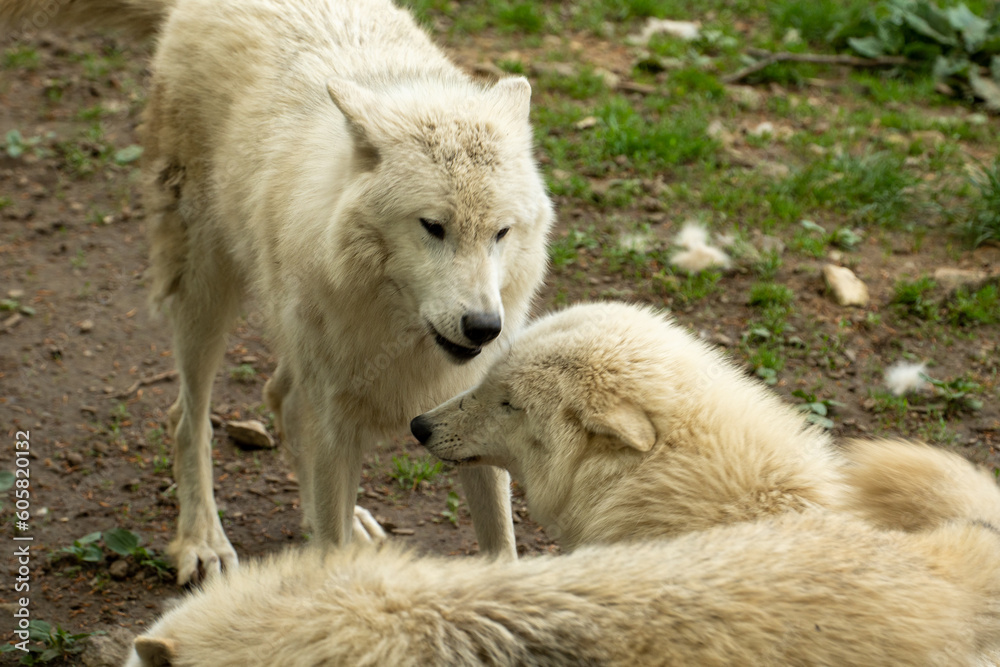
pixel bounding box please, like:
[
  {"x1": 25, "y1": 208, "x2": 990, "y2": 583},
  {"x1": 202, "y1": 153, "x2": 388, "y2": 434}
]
[
  {"x1": 420, "y1": 218, "x2": 445, "y2": 240},
  {"x1": 496, "y1": 227, "x2": 510, "y2": 241}
]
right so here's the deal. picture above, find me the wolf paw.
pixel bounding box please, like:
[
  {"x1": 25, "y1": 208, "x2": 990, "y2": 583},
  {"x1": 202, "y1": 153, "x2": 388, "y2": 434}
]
[
  {"x1": 353, "y1": 506, "x2": 387, "y2": 543},
  {"x1": 168, "y1": 529, "x2": 239, "y2": 586}
]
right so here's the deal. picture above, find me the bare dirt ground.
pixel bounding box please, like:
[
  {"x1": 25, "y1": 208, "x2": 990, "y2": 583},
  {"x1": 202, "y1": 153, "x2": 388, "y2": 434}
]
[{"x1": 1, "y1": 9, "x2": 999, "y2": 666}]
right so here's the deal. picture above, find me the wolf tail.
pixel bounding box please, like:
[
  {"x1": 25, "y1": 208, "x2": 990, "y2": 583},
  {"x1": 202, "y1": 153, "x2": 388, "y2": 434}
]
[
  {"x1": 1, "y1": 0, "x2": 174, "y2": 39},
  {"x1": 839, "y1": 438, "x2": 1000, "y2": 532}
]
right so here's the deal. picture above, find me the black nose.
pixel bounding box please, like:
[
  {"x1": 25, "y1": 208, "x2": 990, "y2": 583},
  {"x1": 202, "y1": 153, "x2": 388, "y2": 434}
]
[
  {"x1": 410, "y1": 414, "x2": 434, "y2": 444},
  {"x1": 461, "y1": 312, "x2": 502, "y2": 346}
]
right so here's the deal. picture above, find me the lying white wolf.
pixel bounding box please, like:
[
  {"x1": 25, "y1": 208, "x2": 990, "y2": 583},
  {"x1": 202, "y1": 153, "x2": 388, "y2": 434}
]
[
  {"x1": 126, "y1": 508, "x2": 1000, "y2": 665},
  {"x1": 414, "y1": 301, "x2": 843, "y2": 547},
  {"x1": 413, "y1": 302, "x2": 1000, "y2": 548},
  {"x1": 1, "y1": 0, "x2": 552, "y2": 582}
]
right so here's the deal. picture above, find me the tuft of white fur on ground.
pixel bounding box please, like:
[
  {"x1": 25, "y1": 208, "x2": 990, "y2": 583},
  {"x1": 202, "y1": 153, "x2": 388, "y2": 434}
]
[
  {"x1": 671, "y1": 222, "x2": 730, "y2": 273},
  {"x1": 884, "y1": 362, "x2": 930, "y2": 396}
]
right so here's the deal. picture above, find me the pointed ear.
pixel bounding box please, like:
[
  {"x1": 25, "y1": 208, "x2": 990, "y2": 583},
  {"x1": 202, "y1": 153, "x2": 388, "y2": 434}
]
[
  {"x1": 326, "y1": 77, "x2": 381, "y2": 169},
  {"x1": 491, "y1": 76, "x2": 532, "y2": 123},
  {"x1": 580, "y1": 400, "x2": 656, "y2": 452},
  {"x1": 134, "y1": 636, "x2": 177, "y2": 667}
]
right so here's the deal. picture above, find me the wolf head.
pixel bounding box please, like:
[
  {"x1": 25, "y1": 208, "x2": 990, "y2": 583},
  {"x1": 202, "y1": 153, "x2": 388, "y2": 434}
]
[
  {"x1": 410, "y1": 303, "x2": 689, "y2": 539},
  {"x1": 327, "y1": 75, "x2": 551, "y2": 363}
]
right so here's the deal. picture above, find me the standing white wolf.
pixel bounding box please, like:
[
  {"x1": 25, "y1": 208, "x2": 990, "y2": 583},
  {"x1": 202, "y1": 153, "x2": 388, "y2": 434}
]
[{"x1": 1, "y1": 0, "x2": 553, "y2": 583}]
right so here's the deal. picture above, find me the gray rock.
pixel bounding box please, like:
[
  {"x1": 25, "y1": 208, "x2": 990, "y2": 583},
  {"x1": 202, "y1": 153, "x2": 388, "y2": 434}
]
[{"x1": 225, "y1": 419, "x2": 275, "y2": 450}]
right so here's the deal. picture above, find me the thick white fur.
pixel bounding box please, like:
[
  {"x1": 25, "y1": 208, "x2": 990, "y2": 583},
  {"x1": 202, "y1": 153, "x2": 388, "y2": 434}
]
[
  {"x1": 420, "y1": 302, "x2": 842, "y2": 547},
  {"x1": 126, "y1": 511, "x2": 1000, "y2": 666},
  {"x1": 3, "y1": 0, "x2": 552, "y2": 583}
]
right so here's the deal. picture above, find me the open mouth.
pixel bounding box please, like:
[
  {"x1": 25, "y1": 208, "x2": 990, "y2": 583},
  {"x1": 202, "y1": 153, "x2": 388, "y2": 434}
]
[
  {"x1": 437, "y1": 454, "x2": 481, "y2": 465},
  {"x1": 430, "y1": 326, "x2": 482, "y2": 362}
]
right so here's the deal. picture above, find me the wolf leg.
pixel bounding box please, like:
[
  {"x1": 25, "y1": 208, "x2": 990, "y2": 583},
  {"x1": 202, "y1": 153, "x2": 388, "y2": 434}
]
[
  {"x1": 163, "y1": 244, "x2": 242, "y2": 585},
  {"x1": 264, "y1": 365, "x2": 316, "y2": 531},
  {"x1": 459, "y1": 465, "x2": 517, "y2": 559}
]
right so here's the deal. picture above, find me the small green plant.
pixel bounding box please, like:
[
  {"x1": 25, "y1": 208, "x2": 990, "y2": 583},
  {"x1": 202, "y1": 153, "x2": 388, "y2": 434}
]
[
  {"x1": 891, "y1": 276, "x2": 939, "y2": 320},
  {"x1": 229, "y1": 363, "x2": 257, "y2": 384},
  {"x1": 947, "y1": 283, "x2": 999, "y2": 325},
  {"x1": 3, "y1": 45, "x2": 40, "y2": 70},
  {"x1": 749, "y1": 345, "x2": 785, "y2": 385},
  {"x1": 60, "y1": 532, "x2": 104, "y2": 564},
  {"x1": 5, "y1": 129, "x2": 46, "y2": 159},
  {"x1": 748, "y1": 282, "x2": 794, "y2": 309},
  {"x1": 390, "y1": 454, "x2": 443, "y2": 491},
  {"x1": 965, "y1": 158, "x2": 1000, "y2": 248},
  {"x1": 103, "y1": 528, "x2": 173, "y2": 579},
  {"x1": 834, "y1": 0, "x2": 1000, "y2": 109},
  {"x1": 923, "y1": 374, "x2": 983, "y2": 414},
  {"x1": 0, "y1": 620, "x2": 102, "y2": 665},
  {"x1": 496, "y1": 2, "x2": 545, "y2": 33},
  {"x1": 792, "y1": 390, "x2": 846, "y2": 429},
  {"x1": 441, "y1": 490, "x2": 461, "y2": 527}
]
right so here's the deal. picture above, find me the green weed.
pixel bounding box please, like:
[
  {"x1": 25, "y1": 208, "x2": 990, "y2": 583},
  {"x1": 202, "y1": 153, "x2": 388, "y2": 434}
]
[
  {"x1": 965, "y1": 158, "x2": 1000, "y2": 248},
  {"x1": 390, "y1": 454, "x2": 443, "y2": 491},
  {"x1": 891, "y1": 276, "x2": 939, "y2": 320},
  {"x1": 441, "y1": 490, "x2": 461, "y2": 527},
  {"x1": 229, "y1": 364, "x2": 257, "y2": 384},
  {"x1": 0, "y1": 620, "x2": 102, "y2": 665}
]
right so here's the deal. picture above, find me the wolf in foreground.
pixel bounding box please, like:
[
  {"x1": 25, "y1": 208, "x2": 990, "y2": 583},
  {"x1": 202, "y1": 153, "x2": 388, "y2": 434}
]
[
  {"x1": 126, "y1": 510, "x2": 1000, "y2": 665},
  {"x1": 0, "y1": 0, "x2": 553, "y2": 583}
]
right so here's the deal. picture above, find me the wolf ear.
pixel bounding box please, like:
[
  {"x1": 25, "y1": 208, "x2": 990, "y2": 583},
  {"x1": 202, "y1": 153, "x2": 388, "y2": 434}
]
[
  {"x1": 491, "y1": 76, "x2": 532, "y2": 123},
  {"x1": 133, "y1": 636, "x2": 177, "y2": 666},
  {"x1": 580, "y1": 399, "x2": 656, "y2": 452},
  {"x1": 327, "y1": 77, "x2": 381, "y2": 169}
]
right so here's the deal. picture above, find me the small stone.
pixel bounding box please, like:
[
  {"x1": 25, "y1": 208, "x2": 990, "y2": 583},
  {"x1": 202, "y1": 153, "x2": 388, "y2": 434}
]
[
  {"x1": 725, "y1": 85, "x2": 763, "y2": 110},
  {"x1": 79, "y1": 319, "x2": 94, "y2": 333},
  {"x1": 108, "y1": 559, "x2": 130, "y2": 580},
  {"x1": 747, "y1": 121, "x2": 775, "y2": 138},
  {"x1": 593, "y1": 67, "x2": 620, "y2": 90},
  {"x1": 933, "y1": 267, "x2": 986, "y2": 290},
  {"x1": 93, "y1": 442, "x2": 108, "y2": 454},
  {"x1": 574, "y1": 116, "x2": 598, "y2": 130},
  {"x1": 225, "y1": 419, "x2": 275, "y2": 450},
  {"x1": 81, "y1": 627, "x2": 136, "y2": 667},
  {"x1": 391, "y1": 527, "x2": 415, "y2": 536},
  {"x1": 66, "y1": 452, "x2": 84, "y2": 466},
  {"x1": 759, "y1": 235, "x2": 786, "y2": 254},
  {"x1": 822, "y1": 264, "x2": 869, "y2": 307},
  {"x1": 710, "y1": 332, "x2": 734, "y2": 347},
  {"x1": 7, "y1": 289, "x2": 24, "y2": 299}
]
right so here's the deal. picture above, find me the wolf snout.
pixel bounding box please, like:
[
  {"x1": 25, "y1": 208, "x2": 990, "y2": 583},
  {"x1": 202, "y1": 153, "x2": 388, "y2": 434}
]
[
  {"x1": 410, "y1": 414, "x2": 434, "y2": 444},
  {"x1": 462, "y1": 311, "x2": 502, "y2": 346}
]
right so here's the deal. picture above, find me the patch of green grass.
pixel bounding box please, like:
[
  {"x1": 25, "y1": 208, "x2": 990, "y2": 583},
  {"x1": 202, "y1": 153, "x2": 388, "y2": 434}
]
[
  {"x1": 496, "y1": 58, "x2": 526, "y2": 74},
  {"x1": 548, "y1": 226, "x2": 599, "y2": 268},
  {"x1": 964, "y1": 158, "x2": 1000, "y2": 248},
  {"x1": 748, "y1": 282, "x2": 794, "y2": 309},
  {"x1": 589, "y1": 98, "x2": 717, "y2": 176},
  {"x1": 390, "y1": 454, "x2": 443, "y2": 491},
  {"x1": 3, "y1": 45, "x2": 40, "y2": 70},
  {"x1": 541, "y1": 66, "x2": 608, "y2": 100},
  {"x1": 753, "y1": 251, "x2": 783, "y2": 281},
  {"x1": 769, "y1": 0, "x2": 868, "y2": 45},
  {"x1": 749, "y1": 345, "x2": 785, "y2": 385},
  {"x1": 947, "y1": 284, "x2": 1000, "y2": 326},
  {"x1": 777, "y1": 151, "x2": 918, "y2": 227},
  {"x1": 866, "y1": 388, "x2": 909, "y2": 428},
  {"x1": 229, "y1": 363, "x2": 257, "y2": 384},
  {"x1": 496, "y1": 2, "x2": 546, "y2": 33},
  {"x1": 890, "y1": 275, "x2": 939, "y2": 320},
  {"x1": 666, "y1": 68, "x2": 725, "y2": 100}
]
